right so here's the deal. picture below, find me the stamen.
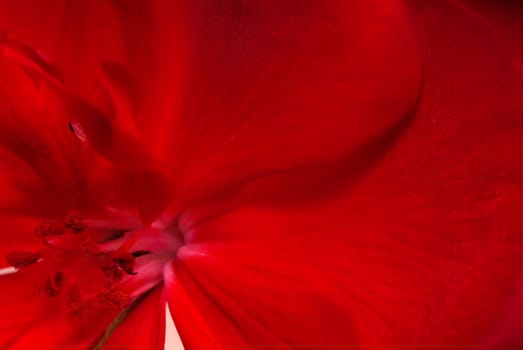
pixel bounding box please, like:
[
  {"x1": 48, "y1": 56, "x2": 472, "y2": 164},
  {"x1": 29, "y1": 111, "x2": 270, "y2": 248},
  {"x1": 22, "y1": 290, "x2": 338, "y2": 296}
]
[
  {"x1": 5, "y1": 251, "x2": 41, "y2": 268},
  {"x1": 12, "y1": 208, "x2": 172, "y2": 320},
  {"x1": 101, "y1": 234, "x2": 141, "y2": 278},
  {"x1": 98, "y1": 284, "x2": 130, "y2": 309},
  {"x1": 64, "y1": 209, "x2": 86, "y2": 233},
  {"x1": 67, "y1": 286, "x2": 91, "y2": 319},
  {"x1": 44, "y1": 271, "x2": 66, "y2": 297},
  {"x1": 102, "y1": 260, "x2": 125, "y2": 281},
  {"x1": 109, "y1": 250, "x2": 137, "y2": 276},
  {"x1": 35, "y1": 220, "x2": 64, "y2": 238}
]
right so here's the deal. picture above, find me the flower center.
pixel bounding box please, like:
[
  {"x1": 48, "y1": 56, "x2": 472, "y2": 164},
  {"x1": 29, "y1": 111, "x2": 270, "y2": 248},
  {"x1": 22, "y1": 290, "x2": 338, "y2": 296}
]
[{"x1": 4, "y1": 209, "x2": 182, "y2": 319}]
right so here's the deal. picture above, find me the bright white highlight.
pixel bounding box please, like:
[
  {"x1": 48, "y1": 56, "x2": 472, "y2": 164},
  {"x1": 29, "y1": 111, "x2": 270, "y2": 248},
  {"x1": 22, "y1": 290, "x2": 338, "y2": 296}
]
[{"x1": 0, "y1": 266, "x2": 17, "y2": 275}]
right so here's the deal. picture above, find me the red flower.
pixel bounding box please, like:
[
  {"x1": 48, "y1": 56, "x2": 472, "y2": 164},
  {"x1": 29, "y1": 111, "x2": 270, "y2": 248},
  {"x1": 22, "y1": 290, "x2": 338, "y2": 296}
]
[{"x1": 0, "y1": 1, "x2": 522, "y2": 349}]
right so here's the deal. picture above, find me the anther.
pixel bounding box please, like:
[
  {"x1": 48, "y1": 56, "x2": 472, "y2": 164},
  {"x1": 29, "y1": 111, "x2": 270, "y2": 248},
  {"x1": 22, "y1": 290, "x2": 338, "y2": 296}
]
[
  {"x1": 97, "y1": 284, "x2": 130, "y2": 309},
  {"x1": 35, "y1": 220, "x2": 64, "y2": 238},
  {"x1": 5, "y1": 251, "x2": 41, "y2": 268},
  {"x1": 101, "y1": 235, "x2": 141, "y2": 278},
  {"x1": 102, "y1": 260, "x2": 125, "y2": 281},
  {"x1": 67, "y1": 286, "x2": 90, "y2": 318},
  {"x1": 109, "y1": 250, "x2": 137, "y2": 275},
  {"x1": 64, "y1": 209, "x2": 86, "y2": 233},
  {"x1": 44, "y1": 271, "x2": 66, "y2": 297}
]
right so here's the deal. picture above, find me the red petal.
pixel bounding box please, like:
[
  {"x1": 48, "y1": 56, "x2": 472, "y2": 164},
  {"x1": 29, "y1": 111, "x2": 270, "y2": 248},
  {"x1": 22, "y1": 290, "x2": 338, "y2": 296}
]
[
  {"x1": 0, "y1": 216, "x2": 43, "y2": 268},
  {"x1": 168, "y1": 0, "x2": 523, "y2": 348},
  {"x1": 0, "y1": 1, "x2": 66, "y2": 57},
  {"x1": 0, "y1": 266, "x2": 47, "y2": 349},
  {"x1": 167, "y1": 248, "x2": 358, "y2": 350},
  {"x1": 165, "y1": 261, "x2": 294, "y2": 349},
  {"x1": 455, "y1": 0, "x2": 523, "y2": 74},
  {"x1": 0, "y1": 265, "x2": 113, "y2": 349},
  {"x1": 0, "y1": 40, "x2": 173, "y2": 222},
  {"x1": 0, "y1": 144, "x2": 68, "y2": 217},
  {"x1": 480, "y1": 280, "x2": 523, "y2": 350},
  {"x1": 0, "y1": 56, "x2": 88, "y2": 199},
  {"x1": 0, "y1": 0, "x2": 183, "y2": 133},
  {"x1": 0, "y1": 2, "x2": 175, "y2": 222},
  {"x1": 103, "y1": 286, "x2": 166, "y2": 350},
  {"x1": 107, "y1": 0, "x2": 187, "y2": 139},
  {"x1": 158, "y1": 0, "x2": 422, "y2": 205}
]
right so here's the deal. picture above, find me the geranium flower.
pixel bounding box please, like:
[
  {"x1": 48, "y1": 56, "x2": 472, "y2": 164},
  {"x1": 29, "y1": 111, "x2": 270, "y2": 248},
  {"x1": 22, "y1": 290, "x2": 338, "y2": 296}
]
[{"x1": 0, "y1": 0, "x2": 522, "y2": 349}]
